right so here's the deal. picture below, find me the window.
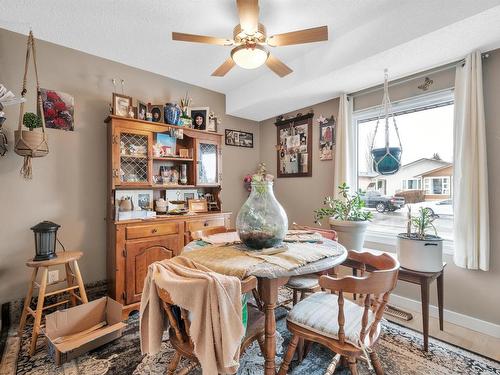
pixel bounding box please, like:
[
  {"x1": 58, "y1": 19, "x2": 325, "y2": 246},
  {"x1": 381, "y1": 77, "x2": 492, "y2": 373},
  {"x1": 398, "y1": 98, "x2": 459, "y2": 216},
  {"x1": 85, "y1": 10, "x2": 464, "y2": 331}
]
[
  {"x1": 424, "y1": 177, "x2": 450, "y2": 195},
  {"x1": 354, "y1": 91, "x2": 454, "y2": 250},
  {"x1": 402, "y1": 178, "x2": 421, "y2": 190}
]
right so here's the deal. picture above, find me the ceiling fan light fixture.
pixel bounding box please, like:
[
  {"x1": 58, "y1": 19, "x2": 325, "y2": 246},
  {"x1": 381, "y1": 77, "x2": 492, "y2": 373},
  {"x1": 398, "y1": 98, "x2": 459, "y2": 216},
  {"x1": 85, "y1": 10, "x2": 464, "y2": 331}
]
[{"x1": 231, "y1": 44, "x2": 269, "y2": 69}]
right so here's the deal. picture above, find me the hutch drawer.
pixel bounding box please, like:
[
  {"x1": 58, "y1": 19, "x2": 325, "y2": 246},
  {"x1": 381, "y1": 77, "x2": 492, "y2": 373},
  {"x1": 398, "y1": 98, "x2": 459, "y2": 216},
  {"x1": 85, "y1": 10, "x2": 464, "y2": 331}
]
[
  {"x1": 186, "y1": 217, "x2": 226, "y2": 232},
  {"x1": 126, "y1": 222, "x2": 180, "y2": 240}
]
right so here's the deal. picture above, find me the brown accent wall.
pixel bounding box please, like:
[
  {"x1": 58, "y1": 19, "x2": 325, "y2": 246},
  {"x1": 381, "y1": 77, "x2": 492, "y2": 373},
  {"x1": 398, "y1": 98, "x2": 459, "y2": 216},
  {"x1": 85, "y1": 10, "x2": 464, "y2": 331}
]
[{"x1": 0, "y1": 29, "x2": 259, "y2": 303}]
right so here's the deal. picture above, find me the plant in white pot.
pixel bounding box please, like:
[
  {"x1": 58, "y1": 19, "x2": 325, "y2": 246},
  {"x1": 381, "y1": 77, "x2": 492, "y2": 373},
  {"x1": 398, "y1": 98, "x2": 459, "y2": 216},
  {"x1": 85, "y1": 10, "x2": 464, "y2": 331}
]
[
  {"x1": 397, "y1": 207, "x2": 443, "y2": 272},
  {"x1": 314, "y1": 183, "x2": 373, "y2": 250}
]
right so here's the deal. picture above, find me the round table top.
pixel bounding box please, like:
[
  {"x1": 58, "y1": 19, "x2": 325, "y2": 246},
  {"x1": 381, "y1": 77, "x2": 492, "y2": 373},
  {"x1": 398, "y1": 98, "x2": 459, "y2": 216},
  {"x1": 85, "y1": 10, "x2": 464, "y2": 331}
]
[
  {"x1": 26, "y1": 250, "x2": 83, "y2": 267},
  {"x1": 183, "y1": 239, "x2": 347, "y2": 279}
]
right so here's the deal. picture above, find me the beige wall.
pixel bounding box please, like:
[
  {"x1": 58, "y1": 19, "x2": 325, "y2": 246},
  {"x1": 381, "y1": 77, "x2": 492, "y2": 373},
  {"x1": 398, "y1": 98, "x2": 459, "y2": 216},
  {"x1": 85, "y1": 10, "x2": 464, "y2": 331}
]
[
  {"x1": 0, "y1": 29, "x2": 259, "y2": 303},
  {"x1": 260, "y1": 51, "x2": 500, "y2": 325}
]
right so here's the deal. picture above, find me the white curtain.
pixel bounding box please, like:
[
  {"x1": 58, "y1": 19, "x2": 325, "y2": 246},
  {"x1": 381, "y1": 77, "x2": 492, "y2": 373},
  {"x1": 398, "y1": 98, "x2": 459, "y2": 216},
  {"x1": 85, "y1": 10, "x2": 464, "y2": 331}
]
[
  {"x1": 334, "y1": 93, "x2": 356, "y2": 197},
  {"x1": 453, "y1": 51, "x2": 490, "y2": 271}
]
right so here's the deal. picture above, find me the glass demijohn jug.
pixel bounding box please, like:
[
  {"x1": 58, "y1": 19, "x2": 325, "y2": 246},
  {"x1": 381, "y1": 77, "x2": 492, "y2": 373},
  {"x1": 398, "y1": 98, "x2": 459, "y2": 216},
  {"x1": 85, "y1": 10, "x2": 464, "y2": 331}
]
[{"x1": 236, "y1": 165, "x2": 288, "y2": 249}]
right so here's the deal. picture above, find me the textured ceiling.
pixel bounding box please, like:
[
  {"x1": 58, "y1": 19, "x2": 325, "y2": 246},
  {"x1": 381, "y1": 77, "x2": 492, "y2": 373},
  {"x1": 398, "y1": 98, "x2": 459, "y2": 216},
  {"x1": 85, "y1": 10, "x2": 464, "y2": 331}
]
[{"x1": 1, "y1": 0, "x2": 500, "y2": 121}]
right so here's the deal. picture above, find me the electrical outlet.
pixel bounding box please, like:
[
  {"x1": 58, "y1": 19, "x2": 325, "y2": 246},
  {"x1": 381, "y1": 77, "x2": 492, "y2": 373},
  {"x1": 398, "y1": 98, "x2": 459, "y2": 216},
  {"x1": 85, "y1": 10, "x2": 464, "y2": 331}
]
[{"x1": 48, "y1": 270, "x2": 59, "y2": 284}]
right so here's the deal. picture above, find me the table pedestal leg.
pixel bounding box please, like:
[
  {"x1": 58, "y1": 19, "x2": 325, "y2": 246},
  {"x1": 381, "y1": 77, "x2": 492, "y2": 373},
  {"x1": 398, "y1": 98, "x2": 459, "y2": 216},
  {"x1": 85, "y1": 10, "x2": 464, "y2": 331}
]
[{"x1": 259, "y1": 278, "x2": 279, "y2": 375}]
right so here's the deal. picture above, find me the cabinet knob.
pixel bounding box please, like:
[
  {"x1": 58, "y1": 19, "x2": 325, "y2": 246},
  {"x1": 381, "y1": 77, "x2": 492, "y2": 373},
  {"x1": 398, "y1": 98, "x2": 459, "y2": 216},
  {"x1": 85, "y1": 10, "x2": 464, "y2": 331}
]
[
  {"x1": 152, "y1": 228, "x2": 158, "y2": 234},
  {"x1": 204, "y1": 222, "x2": 209, "y2": 227}
]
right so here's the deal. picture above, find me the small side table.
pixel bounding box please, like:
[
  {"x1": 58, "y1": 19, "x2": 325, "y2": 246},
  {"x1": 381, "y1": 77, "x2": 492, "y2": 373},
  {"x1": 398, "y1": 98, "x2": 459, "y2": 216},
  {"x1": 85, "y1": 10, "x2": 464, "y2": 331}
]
[
  {"x1": 18, "y1": 251, "x2": 88, "y2": 356},
  {"x1": 398, "y1": 264, "x2": 446, "y2": 351},
  {"x1": 344, "y1": 252, "x2": 445, "y2": 351}
]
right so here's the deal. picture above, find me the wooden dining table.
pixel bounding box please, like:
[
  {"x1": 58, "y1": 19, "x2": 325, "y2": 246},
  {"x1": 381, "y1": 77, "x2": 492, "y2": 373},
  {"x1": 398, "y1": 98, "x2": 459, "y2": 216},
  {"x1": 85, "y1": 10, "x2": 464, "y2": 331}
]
[{"x1": 183, "y1": 238, "x2": 348, "y2": 375}]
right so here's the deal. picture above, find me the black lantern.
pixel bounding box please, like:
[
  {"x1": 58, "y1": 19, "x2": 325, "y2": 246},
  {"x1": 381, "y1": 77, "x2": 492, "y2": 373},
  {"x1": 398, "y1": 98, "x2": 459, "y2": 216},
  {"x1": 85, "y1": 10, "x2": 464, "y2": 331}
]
[{"x1": 31, "y1": 221, "x2": 60, "y2": 261}]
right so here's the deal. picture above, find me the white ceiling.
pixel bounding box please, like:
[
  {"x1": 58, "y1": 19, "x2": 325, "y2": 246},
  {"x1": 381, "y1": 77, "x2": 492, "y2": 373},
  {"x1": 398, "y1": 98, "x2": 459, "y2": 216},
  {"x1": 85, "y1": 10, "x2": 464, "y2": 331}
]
[{"x1": 2, "y1": 0, "x2": 500, "y2": 121}]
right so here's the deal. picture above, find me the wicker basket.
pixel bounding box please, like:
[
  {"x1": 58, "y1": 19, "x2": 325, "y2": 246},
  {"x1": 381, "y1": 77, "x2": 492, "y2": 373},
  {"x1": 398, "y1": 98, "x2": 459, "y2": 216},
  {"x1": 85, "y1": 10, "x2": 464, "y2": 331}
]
[{"x1": 14, "y1": 129, "x2": 49, "y2": 157}]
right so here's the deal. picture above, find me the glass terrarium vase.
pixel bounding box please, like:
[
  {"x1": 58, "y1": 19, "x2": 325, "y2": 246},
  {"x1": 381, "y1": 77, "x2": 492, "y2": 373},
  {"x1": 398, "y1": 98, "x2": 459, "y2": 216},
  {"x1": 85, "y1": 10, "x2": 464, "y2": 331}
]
[{"x1": 236, "y1": 181, "x2": 288, "y2": 249}]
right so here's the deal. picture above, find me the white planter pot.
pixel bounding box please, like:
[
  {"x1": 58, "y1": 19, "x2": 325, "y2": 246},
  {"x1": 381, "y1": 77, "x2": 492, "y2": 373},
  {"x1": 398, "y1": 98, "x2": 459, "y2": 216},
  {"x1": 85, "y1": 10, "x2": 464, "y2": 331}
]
[
  {"x1": 328, "y1": 219, "x2": 369, "y2": 251},
  {"x1": 397, "y1": 234, "x2": 443, "y2": 272}
]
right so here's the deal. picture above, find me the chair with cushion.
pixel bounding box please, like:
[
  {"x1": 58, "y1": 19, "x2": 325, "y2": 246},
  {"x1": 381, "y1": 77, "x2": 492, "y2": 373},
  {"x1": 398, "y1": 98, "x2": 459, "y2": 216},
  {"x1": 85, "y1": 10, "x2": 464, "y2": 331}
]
[
  {"x1": 278, "y1": 250, "x2": 399, "y2": 375},
  {"x1": 157, "y1": 275, "x2": 265, "y2": 375},
  {"x1": 284, "y1": 225, "x2": 338, "y2": 307}
]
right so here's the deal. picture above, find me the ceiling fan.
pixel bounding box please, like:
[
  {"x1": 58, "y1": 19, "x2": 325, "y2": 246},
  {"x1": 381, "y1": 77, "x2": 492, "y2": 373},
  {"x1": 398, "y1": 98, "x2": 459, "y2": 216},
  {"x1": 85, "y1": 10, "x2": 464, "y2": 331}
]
[{"x1": 172, "y1": 0, "x2": 328, "y2": 77}]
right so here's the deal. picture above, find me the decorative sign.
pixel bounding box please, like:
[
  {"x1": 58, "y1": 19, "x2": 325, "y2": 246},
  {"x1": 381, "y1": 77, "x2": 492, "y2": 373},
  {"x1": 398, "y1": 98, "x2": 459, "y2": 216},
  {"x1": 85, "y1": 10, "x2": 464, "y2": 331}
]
[{"x1": 319, "y1": 115, "x2": 335, "y2": 161}]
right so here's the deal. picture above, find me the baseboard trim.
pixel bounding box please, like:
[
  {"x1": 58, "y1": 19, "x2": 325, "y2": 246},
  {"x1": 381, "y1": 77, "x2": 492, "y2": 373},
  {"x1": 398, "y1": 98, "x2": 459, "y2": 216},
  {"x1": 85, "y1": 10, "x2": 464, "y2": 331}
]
[{"x1": 390, "y1": 294, "x2": 500, "y2": 339}]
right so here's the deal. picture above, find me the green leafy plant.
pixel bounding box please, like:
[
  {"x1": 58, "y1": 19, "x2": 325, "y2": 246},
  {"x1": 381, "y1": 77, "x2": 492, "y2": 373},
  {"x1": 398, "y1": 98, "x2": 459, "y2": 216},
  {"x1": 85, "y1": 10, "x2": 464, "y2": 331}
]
[
  {"x1": 406, "y1": 207, "x2": 438, "y2": 240},
  {"x1": 22, "y1": 112, "x2": 42, "y2": 130},
  {"x1": 314, "y1": 182, "x2": 373, "y2": 223}
]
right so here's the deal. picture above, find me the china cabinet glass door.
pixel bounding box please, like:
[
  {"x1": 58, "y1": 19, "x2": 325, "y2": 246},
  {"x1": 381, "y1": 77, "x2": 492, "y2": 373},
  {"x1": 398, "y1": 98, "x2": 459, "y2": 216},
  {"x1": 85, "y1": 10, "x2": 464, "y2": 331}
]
[
  {"x1": 114, "y1": 129, "x2": 152, "y2": 186},
  {"x1": 196, "y1": 140, "x2": 219, "y2": 186}
]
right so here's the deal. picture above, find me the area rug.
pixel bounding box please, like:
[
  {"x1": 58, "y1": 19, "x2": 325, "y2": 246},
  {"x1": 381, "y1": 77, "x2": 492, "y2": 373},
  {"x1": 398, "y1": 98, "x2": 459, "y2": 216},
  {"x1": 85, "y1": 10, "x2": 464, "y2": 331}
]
[{"x1": 8, "y1": 309, "x2": 500, "y2": 375}]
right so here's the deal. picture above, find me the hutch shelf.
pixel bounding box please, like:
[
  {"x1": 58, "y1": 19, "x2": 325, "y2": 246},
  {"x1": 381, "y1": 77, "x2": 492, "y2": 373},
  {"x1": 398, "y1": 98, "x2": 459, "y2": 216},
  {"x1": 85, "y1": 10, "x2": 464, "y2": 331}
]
[{"x1": 105, "y1": 116, "x2": 231, "y2": 317}]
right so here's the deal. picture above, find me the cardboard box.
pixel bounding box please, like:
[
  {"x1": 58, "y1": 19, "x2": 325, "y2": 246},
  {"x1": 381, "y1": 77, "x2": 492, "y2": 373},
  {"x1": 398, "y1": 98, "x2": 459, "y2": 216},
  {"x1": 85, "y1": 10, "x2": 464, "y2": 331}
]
[{"x1": 45, "y1": 297, "x2": 127, "y2": 365}]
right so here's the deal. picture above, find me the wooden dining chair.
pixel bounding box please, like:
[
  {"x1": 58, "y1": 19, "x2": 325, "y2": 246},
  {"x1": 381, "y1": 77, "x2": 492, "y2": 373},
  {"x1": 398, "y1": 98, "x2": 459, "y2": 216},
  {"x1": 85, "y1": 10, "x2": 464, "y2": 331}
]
[
  {"x1": 284, "y1": 225, "x2": 338, "y2": 308},
  {"x1": 278, "y1": 250, "x2": 399, "y2": 375},
  {"x1": 188, "y1": 226, "x2": 230, "y2": 242},
  {"x1": 156, "y1": 275, "x2": 265, "y2": 375}
]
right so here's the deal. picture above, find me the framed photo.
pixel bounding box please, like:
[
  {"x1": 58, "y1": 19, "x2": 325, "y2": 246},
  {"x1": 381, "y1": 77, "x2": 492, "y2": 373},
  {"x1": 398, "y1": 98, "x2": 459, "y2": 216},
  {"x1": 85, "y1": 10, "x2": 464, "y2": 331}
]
[
  {"x1": 138, "y1": 192, "x2": 153, "y2": 210},
  {"x1": 137, "y1": 100, "x2": 147, "y2": 121},
  {"x1": 225, "y1": 129, "x2": 254, "y2": 148},
  {"x1": 112, "y1": 93, "x2": 132, "y2": 117},
  {"x1": 276, "y1": 113, "x2": 313, "y2": 177},
  {"x1": 40, "y1": 88, "x2": 75, "y2": 131},
  {"x1": 319, "y1": 116, "x2": 335, "y2": 161},
  {"x1": 149, "y1": 104, "x2": 163, "y2": 123},
  {"x1": 188, "y1": 199, "x2": 208, "y2": 213},
  {"x1": 188, "y1": 107, "x2": 209, "y2": 130}
]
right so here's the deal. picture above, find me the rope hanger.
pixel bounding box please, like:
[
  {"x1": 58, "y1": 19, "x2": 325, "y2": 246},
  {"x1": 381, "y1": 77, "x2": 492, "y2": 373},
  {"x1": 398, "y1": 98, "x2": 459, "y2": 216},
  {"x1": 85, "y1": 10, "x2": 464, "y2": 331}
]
[{"x1": 370, "y1": 69, "x2": 403, "y2": 176}]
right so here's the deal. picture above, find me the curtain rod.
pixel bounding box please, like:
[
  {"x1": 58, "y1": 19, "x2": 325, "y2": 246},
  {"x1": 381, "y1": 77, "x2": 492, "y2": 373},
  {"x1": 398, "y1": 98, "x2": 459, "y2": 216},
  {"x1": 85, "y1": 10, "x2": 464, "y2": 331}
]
[{"x1": 348, "y1": 52, "x2": 490, "y2": 99}]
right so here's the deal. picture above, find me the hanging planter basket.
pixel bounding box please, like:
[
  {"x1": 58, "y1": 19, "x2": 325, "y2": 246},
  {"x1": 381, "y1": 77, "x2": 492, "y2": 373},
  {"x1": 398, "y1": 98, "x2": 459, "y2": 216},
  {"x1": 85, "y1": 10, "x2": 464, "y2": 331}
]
[
  {"x1": 370, "y1": 69, "x2": 402, "y2": 176},
  {"x1": 371, "y1": 147, "x2": 402, "y2": 175},
  {"x1": 14, "y1": 31, "x2": 49, "y2": 179}
]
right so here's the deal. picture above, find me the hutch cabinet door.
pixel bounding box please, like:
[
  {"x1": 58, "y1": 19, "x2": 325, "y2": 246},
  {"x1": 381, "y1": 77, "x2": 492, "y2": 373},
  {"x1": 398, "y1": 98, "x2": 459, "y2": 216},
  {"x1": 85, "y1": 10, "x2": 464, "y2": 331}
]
[
  {"x1": 124, "y1": 236, "x2": 179, "y2": 304},
  {"x1": 113, "y1": 128, "x2": 153, "y2": 186},
  {"x1": 195, "y1": 139, "x2": 221, "y2": 186}
]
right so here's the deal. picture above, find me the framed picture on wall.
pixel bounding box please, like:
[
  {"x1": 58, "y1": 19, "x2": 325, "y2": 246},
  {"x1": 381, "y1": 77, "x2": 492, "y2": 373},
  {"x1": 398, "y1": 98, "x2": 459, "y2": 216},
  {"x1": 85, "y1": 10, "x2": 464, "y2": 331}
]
[
  {"x1": 319, "y1": 116, "x2": 335, "y2": 161},
  {"x1": 225, "y1": 129, "x2": 254, "y2": 148},
  {"x1": 275, "y1": 113, "x2": 313, "y2": 177}
]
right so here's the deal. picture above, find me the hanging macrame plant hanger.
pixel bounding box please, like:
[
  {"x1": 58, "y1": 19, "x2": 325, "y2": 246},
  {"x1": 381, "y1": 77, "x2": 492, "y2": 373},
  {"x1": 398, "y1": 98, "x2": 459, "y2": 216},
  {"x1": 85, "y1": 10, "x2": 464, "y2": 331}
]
[{"x1": 370, "y1": 69, "x2": 402, "y2": 175}]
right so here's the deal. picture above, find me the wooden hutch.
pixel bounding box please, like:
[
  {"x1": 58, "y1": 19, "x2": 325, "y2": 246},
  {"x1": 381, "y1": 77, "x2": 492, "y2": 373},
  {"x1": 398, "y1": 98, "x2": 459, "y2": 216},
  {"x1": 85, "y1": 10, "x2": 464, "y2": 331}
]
[{"x1": 105, "y1": 116, "x2": 231, "y2": 317}]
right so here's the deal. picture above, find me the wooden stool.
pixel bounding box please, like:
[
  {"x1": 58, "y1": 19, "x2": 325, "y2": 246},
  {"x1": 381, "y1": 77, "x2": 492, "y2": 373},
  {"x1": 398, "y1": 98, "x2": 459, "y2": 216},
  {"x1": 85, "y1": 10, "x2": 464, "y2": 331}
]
[{"x1": 18, "y1": 251, "x2": 88, "y2": 356}]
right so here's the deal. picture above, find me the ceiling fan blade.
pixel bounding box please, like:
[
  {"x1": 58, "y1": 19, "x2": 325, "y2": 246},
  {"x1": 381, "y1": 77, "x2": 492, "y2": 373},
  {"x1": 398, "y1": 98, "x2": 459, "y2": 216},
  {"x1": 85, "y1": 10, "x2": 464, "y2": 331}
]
[
  {"x1": 211, "y1": 57, "x2": 236, "y2": 77},
  {"x1": 237, "y1": 0, "x2": 259, "y2": 34},
  {"x1": 266, "y1": 54, "x2": 293, "y2": 77},
  {"x1": 172, "y1": 32, "x2": 233, "y2": 46},
  {"x1": 267, "y1": 26, "x2": 328, "y2": 47}
]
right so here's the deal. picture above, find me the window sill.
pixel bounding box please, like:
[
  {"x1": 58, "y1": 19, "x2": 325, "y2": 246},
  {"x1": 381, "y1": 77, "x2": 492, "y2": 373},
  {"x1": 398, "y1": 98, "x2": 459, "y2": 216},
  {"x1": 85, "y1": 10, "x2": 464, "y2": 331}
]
[{"x1": 364, "y1": 231, "x2": 454, "y2": 256}]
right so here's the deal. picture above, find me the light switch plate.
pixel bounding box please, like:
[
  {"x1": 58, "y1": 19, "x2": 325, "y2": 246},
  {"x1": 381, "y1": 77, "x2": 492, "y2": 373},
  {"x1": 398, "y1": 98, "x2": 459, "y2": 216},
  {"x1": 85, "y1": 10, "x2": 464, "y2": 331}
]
[{"x1": 48, "y1": 270, "x2": 59, "y2": 284}]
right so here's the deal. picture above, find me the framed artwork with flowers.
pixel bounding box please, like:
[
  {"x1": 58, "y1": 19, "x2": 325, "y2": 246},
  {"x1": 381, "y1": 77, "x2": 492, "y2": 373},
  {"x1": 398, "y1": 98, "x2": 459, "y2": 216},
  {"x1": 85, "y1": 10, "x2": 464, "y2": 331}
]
[{"x1": 40, "y1": 88, "x2": 75, "y2": 131}]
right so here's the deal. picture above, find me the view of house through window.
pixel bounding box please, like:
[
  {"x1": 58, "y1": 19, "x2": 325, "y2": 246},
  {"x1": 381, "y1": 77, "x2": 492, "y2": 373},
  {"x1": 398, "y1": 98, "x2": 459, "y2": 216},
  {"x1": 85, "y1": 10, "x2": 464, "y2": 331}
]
[{"x1": 356, "y1": 98, "x2": 454, "y2": 244}]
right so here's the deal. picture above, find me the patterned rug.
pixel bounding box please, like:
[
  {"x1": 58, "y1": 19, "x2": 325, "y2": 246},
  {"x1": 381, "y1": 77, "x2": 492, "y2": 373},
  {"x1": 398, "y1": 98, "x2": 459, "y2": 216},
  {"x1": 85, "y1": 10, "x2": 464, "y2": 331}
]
[{"x1": 4, "y1": 305, "x2": 500, "y2": 375}]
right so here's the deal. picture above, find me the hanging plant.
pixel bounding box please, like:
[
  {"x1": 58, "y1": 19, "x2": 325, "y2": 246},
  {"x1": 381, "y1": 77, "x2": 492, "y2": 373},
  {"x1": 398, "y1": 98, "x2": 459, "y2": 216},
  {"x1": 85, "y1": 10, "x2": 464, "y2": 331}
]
[
  {"x1": 14, "y1": 31, "x2": 49, "y2": 179},
  {"x1": 23, "y1": 112, "x2": 43, "y2": 130},
  {"x1": 370, "y1": 69, "x2": 403, "y2": 175}
]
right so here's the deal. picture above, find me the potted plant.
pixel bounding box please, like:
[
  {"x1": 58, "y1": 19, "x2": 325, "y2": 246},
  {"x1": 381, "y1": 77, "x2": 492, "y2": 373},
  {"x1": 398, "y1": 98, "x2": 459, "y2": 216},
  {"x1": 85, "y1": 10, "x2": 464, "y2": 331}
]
[
  {"x1": 314, "y1": 183, "x2": 372, "y2": 250},
  {"x1": 397, "y1": 207, "x2": 443, "y2": 272}
]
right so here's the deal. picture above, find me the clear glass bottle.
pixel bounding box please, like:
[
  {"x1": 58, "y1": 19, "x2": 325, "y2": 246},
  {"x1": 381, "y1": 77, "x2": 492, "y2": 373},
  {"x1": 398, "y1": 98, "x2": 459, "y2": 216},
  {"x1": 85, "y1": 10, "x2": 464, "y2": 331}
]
[{"x1": 236, "y1": 181, "x2": 288, "y2": 249}]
